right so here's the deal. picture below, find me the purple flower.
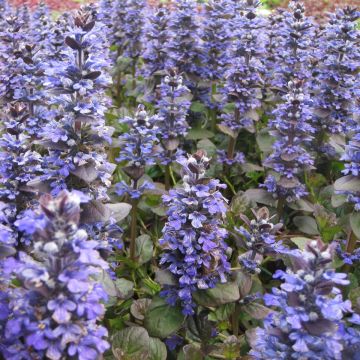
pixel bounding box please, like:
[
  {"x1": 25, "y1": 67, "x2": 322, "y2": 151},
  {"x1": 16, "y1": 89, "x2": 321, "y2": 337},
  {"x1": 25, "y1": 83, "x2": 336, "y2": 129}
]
[
  {"x1": 0, "y1": 191, "x2": 109, "y2": 359},
  {"x1": 160, "y1": 150, "x2": 230, "y2": 315},
  {"x1": 235, "y1": 207, "x2": 296, "y2": 274},
  {"x1": 262, "y1": 80, "x2": 315, "y2": 202},
  {"x1": 250, "y1": 239, "x2": 352, "y2": 360}
]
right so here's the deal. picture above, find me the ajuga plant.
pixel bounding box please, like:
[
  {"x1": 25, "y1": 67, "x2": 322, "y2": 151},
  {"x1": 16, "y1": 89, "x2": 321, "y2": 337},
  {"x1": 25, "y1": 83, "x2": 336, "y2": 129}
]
[
  {"x1": 30, "y1": 0, "x2": 51, "y2": 45},
  {"x1": 165, "y1": 0, "x2": 202, "y2": 89},
  {"x1": 199, "y1": 0, "x2": 233, "y2": 95},
  {"x1": 198, "y1": 0, "x2": 234, "y2": 132},
  {"x1": 159, "y1": 150, "x2": 230, "y2": 315},
  {"x1": 250, "y1": 239, "x2": 352, "y2": 360},
  {"x1": 156, "y1": 69, "x2": 191, "y2": 190},
  {"x1": 235, "y1": 207, "x2": 293, "y2": 275},
  {"x1": 0, "y1": 14, "x2": 28, "y2": 103},
  {"x1": 218, "y1": 0, "x2": 266, "y2": 168},
  {"x1": 141, "y1": 3, "x2": 170, "y2": 78},
  {"x1": 312, "y1": 7, "x2": 360, "y2": 158},
  {"x1": 268, "y1": 0, "x2": 315, "y2": 90},
  {"x1": 112, "y1": 0, "x2": 145, "y2": 73},
  {"x1": 98, "y1": 0, "x2": 114, "y2": 35},
  {"x1": 0, "y1": 13, "x2": 45, "y2": 246},
  {"x1": 0, "y1": 103, "x2": 42, "y2": 231},
  {"x1": 41, "y1": 6, "x2": 114, "y2": 200},
  {"x1": 0, "y1": 191, "x2": 109, "y2": 360},
  {"x1": 263, "y1": 80, "x2": 315, "y2": 212},
  {"x1": 16, "y1": 3, "x2": 31, "y2": 32},
  {"x1": 115, "y1": 104, "x2": 159, "y2": 260}
]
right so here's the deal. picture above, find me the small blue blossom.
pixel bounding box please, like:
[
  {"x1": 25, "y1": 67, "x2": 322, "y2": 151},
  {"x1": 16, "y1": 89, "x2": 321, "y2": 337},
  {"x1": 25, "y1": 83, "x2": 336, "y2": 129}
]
[
  {"x1": 0, "y1": 191, "x2": 109, "y2": 359},
  {"x1": 250, "y1": 239, "x2": 352, "y2": 360},
  {"x1": 160, "y1": 151, "x2": 230, "y2": 315}
]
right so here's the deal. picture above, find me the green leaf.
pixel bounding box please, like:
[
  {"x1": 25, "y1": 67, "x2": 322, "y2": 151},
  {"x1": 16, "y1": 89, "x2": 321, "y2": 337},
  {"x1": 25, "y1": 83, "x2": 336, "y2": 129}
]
[
  {"x1": 242, "y1": 303, "x2": 272, "y2": 320},
  {"x1": 350, "y1": 212, "x2": 360, "y2": 239},
  {"x1": 190, "y1": 101, "x2": 207, "y2": 113},
  {"x1": 183, "y1": 345, "x2": 203, "y2": 360},
  {"x1": 135, "y1": 235, "x2": 153, "y2": 264},
  {"x1": 114, "y1": 278, "x2": 134, "y2": 300},
  {"x1": 293, "y1": 216, "x2": 319, "y2": 235},
  {"x1": 290, "y1": 237, "x2": 312, "y2": 250},
  {"x1": 149, "y1": 338, "x2": 167, "y2": 360},
  {"x1": 197, "y1": 139, "x2": 217, "y2": 157},
  {"x1": 144, "y1": 296, "x2": 185, "y2": 338},
  {"x1": 112, "y1": 327, "x2": 150, "y2": 360},
  {"x1": 256, "y1": 129, "x2": 275, "y2": 153},
  {"x1": 193, "y1": 282, "x2": 240, "y2": 307},
  {"x1": 331, "y1": 193, "x2": 347, "y2": 208},
  {"x1": 107, "y1": 203, "x2": 132, "y2": 222},
  {"x1": 244, "y1": 189, "x2": 277, "y2": 207},
  {"x1": 217, "y1": 124, "x2": 237, "y2": 138},
  {"x1": 334, "y1": 175, "x2": 360, "y2": 192},
  {"x1": 208, "y1": 303, "x2": 235, "y2": 322},
  {"x1": 131, "y1": 299, "x2": 152, "y2": 320},
  {"x1": 235, "y1": 271, "x2": 253, "y2": 298},
  {"x1": 187, "y1": 128, "x2": 214, "y2": 140},
  {"x1": 288, "y1": 199, "x2": 314, "y2": 212}
]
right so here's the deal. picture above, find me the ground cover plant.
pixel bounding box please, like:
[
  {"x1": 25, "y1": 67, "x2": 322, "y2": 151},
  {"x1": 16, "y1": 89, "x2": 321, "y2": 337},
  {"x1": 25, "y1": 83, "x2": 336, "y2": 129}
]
[{"x1": 1, "y1": 0, "x2": 360, "y2": 359}]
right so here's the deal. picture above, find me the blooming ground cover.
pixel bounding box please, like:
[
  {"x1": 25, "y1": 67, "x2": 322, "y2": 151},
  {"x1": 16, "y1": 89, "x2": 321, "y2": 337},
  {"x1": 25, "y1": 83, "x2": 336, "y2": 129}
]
[{"x1": 0, "y1": 0, "x2": 360, "y2": 359}]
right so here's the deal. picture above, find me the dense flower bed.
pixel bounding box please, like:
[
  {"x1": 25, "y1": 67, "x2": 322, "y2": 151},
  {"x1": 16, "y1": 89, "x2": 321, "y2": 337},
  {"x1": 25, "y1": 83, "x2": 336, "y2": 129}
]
[{"x1": 0, "y1": 0, "x2": 360, "y2": 359}]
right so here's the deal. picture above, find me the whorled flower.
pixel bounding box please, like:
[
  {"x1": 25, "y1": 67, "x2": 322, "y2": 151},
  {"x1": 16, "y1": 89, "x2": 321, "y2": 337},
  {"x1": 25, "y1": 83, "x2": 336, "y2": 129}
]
[
  {"x1": 30, "y1": 0, "x2": 52, "y2": 45},
  {"x1": 40, "y1": 6, "x2": 114, "y2": 200},
  {"x1": 235, "y1": 207, "x2": 294, "y2": 274},
  {"x1": 263, "y1": 80, "x2": 315, "y2": 203},
  {"x1": 335, "y1": 130, "x2": 360, "y2": 210},
  {"x1": 0, "y1": 14, "x2": 28, "y2": 103},
  {"x1": 0, "y1": 191, "x2": 109, "y2": 360},
  {"x1": 199, "y1": 0, "x2": 233, "y2": 82},
  {"x1": 164, "y1": 0, "x2": 202, "y2": 87},
  {"x1": 155, "y1": 69, "x2": 191, "y2": 166},
  {"x1": 269, "y1": 0, "x2": 315, "y2": 91},
  {"x1": 0, "y1": 103, "x2": 43, "y2": 247},
  {"x1": 97, "y1": 0, "x2": 114, "y2": 36},
  {"x1": 115, "y1": 104, "x2": 159, "y2": 199},
  {"x1": 312, "y1": 6, "x2": 360, "y2": 156},
  {"x1": 112, "y1": 0, "x2": 145, "y2": 60},
  {"x1": 141, "y1": 3, "x2": 170, "y2": 78},
  {"x1": 250, "y1": 239, "x2": 352, "y2": 360},
  {"x1": 218, "y1": 0, "x2": 266, "y2": 165},
  {"x1": 159, "y1": 150, "x2": 230, "y2": 315}
]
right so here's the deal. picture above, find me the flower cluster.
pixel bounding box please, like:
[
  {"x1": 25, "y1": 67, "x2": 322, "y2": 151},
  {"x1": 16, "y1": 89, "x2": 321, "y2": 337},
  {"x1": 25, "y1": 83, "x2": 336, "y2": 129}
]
[
  {"x1": 0, "y1": 191, "x2": 109, "y2": 359},
  {"x1": 112, "y1": 0, "x2": 145, "y2": 60},
  {"x1": 220, "y1": 0, "x2": 266, "y2": 131},
  {"x1": 250, "y1": 239, "x2": 352, "y2": 360},
  {"x1": 235, "y1": 207, "x2": 293, "y2": 274},
  {"x1": 199, "y1": 0, "x2": 233, "y2": 82},
  {"x1": 312, "y1": 6, "x2": 360, "y2": 156},
  {"x1": 40, "y1": 6, "x2": 114, "y2": 200},
  {"x1": 141, "y1": 3, "x2": 170, "y2": 77},
  {"x1": 269, "y1": 0, "x2": 314, "y2": 90},
  {"x1": 164, "y1": 0, "x2": 202, "y2": 86},
  {"x1": 159, "y1": 150, "x2": 230, "y2": 315},
  {"x1": 263, "y1": 80, "x2": 315, "y2": 202},
  {"x1": 336, "y1": 240, "x2": 360, "y2": 265},
  {"x1": 156, "y1": 69, "x2": 191, "y2": 165},
  {"x1": 115, "y1": 104, "x2": 159, "y2": 199}
]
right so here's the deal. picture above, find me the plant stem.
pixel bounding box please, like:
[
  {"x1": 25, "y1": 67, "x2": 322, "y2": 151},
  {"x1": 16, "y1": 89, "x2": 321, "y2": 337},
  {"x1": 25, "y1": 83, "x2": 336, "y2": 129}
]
[
  {"x1": 276, "y1": 196, "x2": 285, "y2": 222},
  {"x1": 224, "y1": 135, "x2": 237, "y2": 176},
  {"x1": 231, "y1": 303, "x2": 241, "y2": 336},
  {"x1": 129, "y1": 179, "x2": 139, "y2": 261},
  {"x1": 344, "y1": 231, "x2": 358, "y2": 272},
  {"x1": 165, "y1": 164, "x2": 171, "y2": 191}
]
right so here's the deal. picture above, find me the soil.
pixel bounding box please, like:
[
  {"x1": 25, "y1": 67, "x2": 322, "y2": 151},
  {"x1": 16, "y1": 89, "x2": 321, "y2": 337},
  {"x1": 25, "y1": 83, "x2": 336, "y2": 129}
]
[{"x1": 9, "y1": 0, "x2": 80, "y2": 11}]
